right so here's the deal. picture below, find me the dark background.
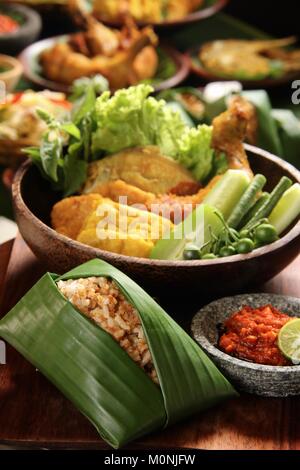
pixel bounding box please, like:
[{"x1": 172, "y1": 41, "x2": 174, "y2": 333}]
[{"x1": 226, "y1": 0, "x2": 298, "y2": 37}]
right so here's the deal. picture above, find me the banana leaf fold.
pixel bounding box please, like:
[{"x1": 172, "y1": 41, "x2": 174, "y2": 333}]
[{"x1": 0, "y1": 259, "x2": 237, "y2": 448}]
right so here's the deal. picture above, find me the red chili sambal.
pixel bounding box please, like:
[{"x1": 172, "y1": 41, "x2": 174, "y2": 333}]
[
  {"x1": 0, "y1": 14, "x2": 19, "y2": 34},
  {"x1": 219, "y1": 305, "x2": 294, "y2": 366}
]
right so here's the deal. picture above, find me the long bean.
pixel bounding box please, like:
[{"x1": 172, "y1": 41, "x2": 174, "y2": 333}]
[
  {"x1": 227, "y1": 174, "x2": 266, "y2": 228},
  {"x1": 242, "y1": 176, "x2": 293, "y2": 230}
]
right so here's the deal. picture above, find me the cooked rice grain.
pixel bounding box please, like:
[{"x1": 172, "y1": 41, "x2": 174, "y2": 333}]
[{"x1": 57, "y1": 277, "x2": 158, "y2": 384}]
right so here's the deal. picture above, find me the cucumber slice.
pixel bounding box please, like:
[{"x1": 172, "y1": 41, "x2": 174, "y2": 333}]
[
  {"x1": 203, "y1": 169, "x2": 251, "y2": 220},
  {"x1": 268, "y1": 183, "x2": 300, "y2": 235},
  {"x1": 150, "y1": 204, "x2": 224, "y2": 260}
]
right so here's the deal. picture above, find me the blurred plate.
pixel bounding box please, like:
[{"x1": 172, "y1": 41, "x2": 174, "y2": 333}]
[
  {"x1": 188, "y1": 46, "x2": 300, "y2": 89},
  {"x1": 93, "y1": 0, "x2": 228, "y2": 30},
  {"x1": 19, "y1": 35, "x2": 189, "y2": 93}
]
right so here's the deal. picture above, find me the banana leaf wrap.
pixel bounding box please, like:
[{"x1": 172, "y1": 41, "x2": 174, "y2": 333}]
[{"x1": 0, "y1": 259, "x2": 237, "y2": 448}]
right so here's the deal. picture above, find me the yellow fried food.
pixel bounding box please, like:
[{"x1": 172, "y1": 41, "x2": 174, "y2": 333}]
[
  {"x1": 211, "y1": 96, "x2": 254, "y2": 177},
  {"x1": 51, "y1": 194, "x2": 104, "y2": 239},
  {"x1": 93, "y1": 0, "x2": 204, "y2": 22},
  {"x1": 82, "y1": 146, "x2": 198, "y2": 196},
  {"x1": 41, "y1": 1, "x2": 158, "y2": 89},
  {"x1": 199, "y1": 37, "x2": 297, "y2": 79},
  {"x1": 52, "y1": 194, "x2": 173, "y2": 258},
  {"x1": 88, "y1": 179, "x2": 156, "y2": 206}
]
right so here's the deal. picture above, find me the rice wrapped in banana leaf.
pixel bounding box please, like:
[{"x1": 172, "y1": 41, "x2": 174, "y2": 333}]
[{"x1": 0, "y1": 259, "x2": 237, "y2": 448}]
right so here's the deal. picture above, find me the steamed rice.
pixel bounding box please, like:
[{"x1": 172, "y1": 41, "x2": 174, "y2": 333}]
[{"x1": 57, "y1": 276, "x2": 158, "y2": 384}]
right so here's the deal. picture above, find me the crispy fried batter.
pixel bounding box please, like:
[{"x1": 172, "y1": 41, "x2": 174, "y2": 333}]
[
  {"x1": 199, "y1": 37, "x2": 299, "y2": 79},
  {"x1": 83, "y1": 175, "x2": 220, "y2": 223},
  {"x1": 93, "y1": 0, "x2": 204, "y2": 23},
  {"x1": 51, "y1": 193, "x2": 173, "y2": 258},
  {"x1": 51, "y1": 194, "x2": 103, "y2": 239},
  {"x1": 41, "y1": 0, "x2": 158, "y2": 89},
  {"x1": 82, "y1": 146, "x2": 198, "y2": 196},
  {"x1": 211, "y1": 96, "x2": 254, "y2": 177}
]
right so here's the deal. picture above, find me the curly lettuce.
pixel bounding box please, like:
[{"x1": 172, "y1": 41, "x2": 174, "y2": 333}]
[
  {"x1": 25, "y1": 83, "x2": 221, "y2": 196},
  {"x1": 92, "y1": 84, "x2": 215, "y2": 181}
]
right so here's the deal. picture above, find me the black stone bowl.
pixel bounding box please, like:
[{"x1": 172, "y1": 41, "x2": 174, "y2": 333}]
[
  {"x1": 0, "y1": 4, "x2": 41, "y2": 56},
  {"x1": 191, "y1": 293, "x2": 300, "y2": 397}
]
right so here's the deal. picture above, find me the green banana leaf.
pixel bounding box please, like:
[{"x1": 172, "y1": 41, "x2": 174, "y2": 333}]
[
  {"x1": 242, "y1": 90, "x2": 283, "y2": 157},
  {"x1": 0, "y1": 259, "x2": 237, "y2": 448},
  {"x1": 271, "y1": 109, "x2": 300, "y2": 169}
]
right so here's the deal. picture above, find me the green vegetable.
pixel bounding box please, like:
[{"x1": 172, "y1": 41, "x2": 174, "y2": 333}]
[
  {"x1": 201, "y1": 253, "x2": 218, "y2": 260},
  {"x1": 236, "y1": 238, "x2": 255, "y2": 254},
  {"x1": 91, "y1": 84, "x2": 215, "y2": 182},
  {"x1": 271, "y1": 109, "x2": 300, "y2": 169},
  {"x1": 219, "y1": 245, "x2": 236, "y2": 257},
  {"x1": 150, "y1": 204, "x2": 224, "y2": 260},
  {"x1": 157, "y1": 87, "x2": 205, "y2": 122},
  {"x1": 164, "y1": 102, "x2": 194, "y2": 128},
  {"x1": 23, "y1": 77, "x2": 103, "y2": 196},
  {"x1": 183, "y1": 249, "x2": 201, "y2": 260},
  {"x1": 238, "y1": 192, "x2": 270, "y2": 229},
  {"x1": 178, "y1": 125, "x2": 214, "y2": 181},
  {"x1": 0, "y1": 259, "x2": 237, "y2": 449},
  {"x1": 268, "y1": 183, "x2": 300, "y2": 234},
  {"x1": 242, "y1": 90, "x2": 283, "y2": 156},
  {"x1": 278, "y1": 318, "x2": 300, "y2": 364},
  {"x1": 203, "y1": 169, "x2": 251, "y2": 220},
  {"x1": 227, "y1": 174, "x2": 266, "y2": 228},
  {"x1": 239, "y1": 229, "x2": 250, "y2": 239},
  {"x1": 254, "y1": 223, "x2": 278, "y2": 244},
  {"x1": 243, "y1": 176, "x2": 293, "y2": 230}
]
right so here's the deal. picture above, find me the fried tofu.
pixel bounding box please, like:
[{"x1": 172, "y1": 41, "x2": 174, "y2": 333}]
[
  {"x1": 51, "y1": 193, "x2": 173, "y2": 258},
  {"x1": 51, "y1": 194, "x2": 103, "y2": 240}
]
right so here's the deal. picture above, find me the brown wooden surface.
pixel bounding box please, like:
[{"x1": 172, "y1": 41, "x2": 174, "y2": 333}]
[{"x1": 0, "y1": 234, "x2": 300, "y2": 450}]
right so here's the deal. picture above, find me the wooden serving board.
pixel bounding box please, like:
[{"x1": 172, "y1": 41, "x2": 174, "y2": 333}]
[{"x1": 0, "y1": 234, "x2": 300, "y2": 450}]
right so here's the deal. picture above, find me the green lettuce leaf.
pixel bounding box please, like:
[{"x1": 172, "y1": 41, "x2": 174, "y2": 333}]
[
  {"x1": 176, "y1": 125, "x2": 214, "y2": 181},
  {"x1": 92, "y1": 84, "x2": 215, "y2": 182}
]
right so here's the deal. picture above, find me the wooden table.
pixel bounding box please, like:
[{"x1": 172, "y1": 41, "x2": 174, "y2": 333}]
[{"x1": 0, "y1": 235, "x2": 300, "y2": 450}]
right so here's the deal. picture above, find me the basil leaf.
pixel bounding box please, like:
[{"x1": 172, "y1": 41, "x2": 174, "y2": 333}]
[
  {"x1": 61, "y1": 122, "x2": 81, "y2": 140},
  {"x1": 40, "y1": 131, "x2": 63, "y2": 182},
  {"x1": 63, "y1": 142, "x2": 87, "y2": 196},
  {"x1": 72, "y1": 85, "x2": 96, "y2": 125}
]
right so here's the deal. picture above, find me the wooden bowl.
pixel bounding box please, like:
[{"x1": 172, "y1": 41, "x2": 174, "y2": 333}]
[
  {"x1": 93, "y1": 0, "x2": 228, "y2": 31},
  {"x1": 12, "y1": 144, "x2": 300, "y2": 295},
  {"x1": 19, "y1": 36, "x2": 189, "y2": 94},
  {"x1": 0, "y1": 138, "x2": 35, "y2": 168}
]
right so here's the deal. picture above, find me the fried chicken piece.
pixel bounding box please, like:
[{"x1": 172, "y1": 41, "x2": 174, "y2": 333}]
[
  {"x1": 211, "y1": 96, "x2": 254, "y2": 177},
  {"x1": 41, "y1": 43, "x2": 102, "y2": 86},
  {"x1": 41, "y1": 0, "x2": 158, "y2": 89},
  {"x1": 41, "y1": 29, "x2": 156, "y2": 88},
  {"x1": 51, "y1": 193, "x2": 103, "y2": 239},
  {"x1": 133, "y1": 45, "x2": 159, "y2": 82},
  {"x1": 69, "y1": 0, "x2": 120, "y2": 56},
  {"x1": 91, "y1": 28, "x2": 157, "y2": 89}
]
